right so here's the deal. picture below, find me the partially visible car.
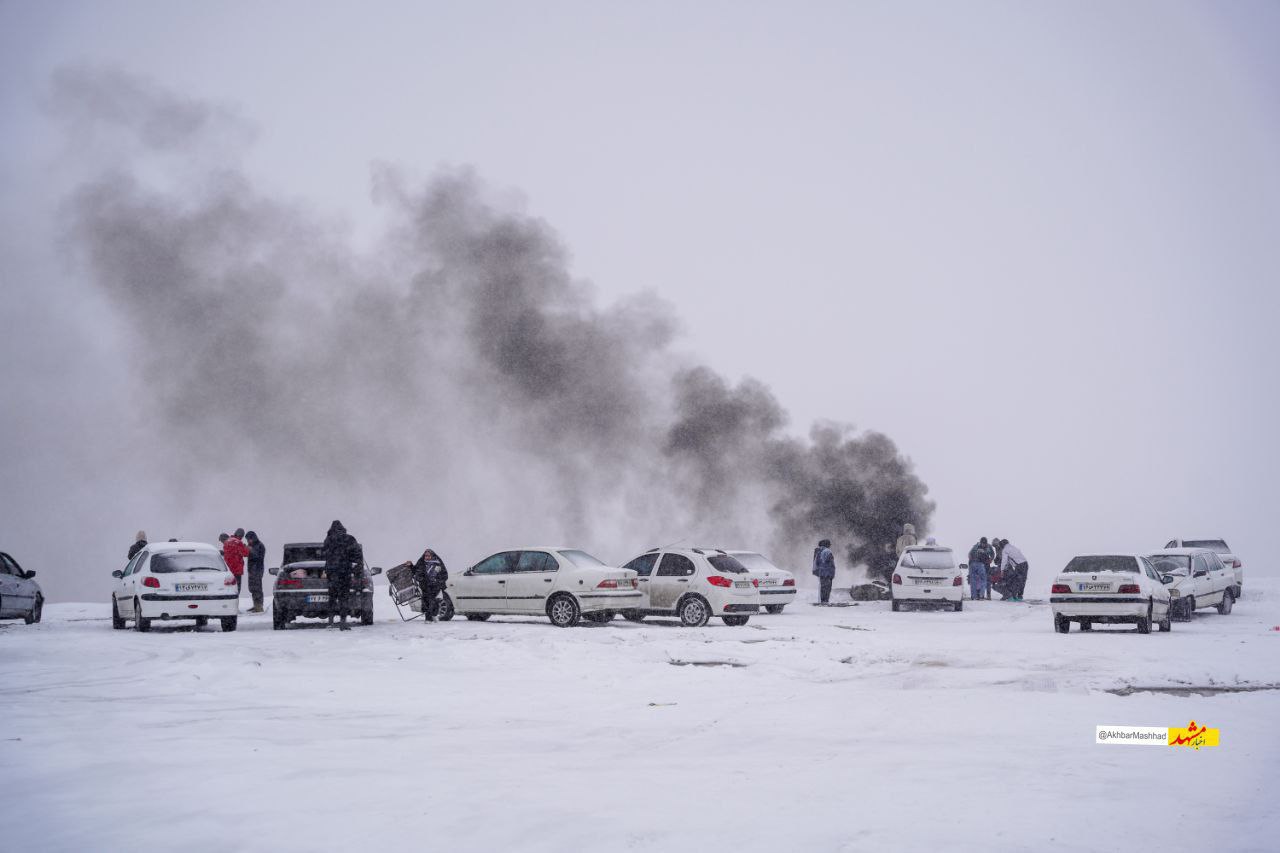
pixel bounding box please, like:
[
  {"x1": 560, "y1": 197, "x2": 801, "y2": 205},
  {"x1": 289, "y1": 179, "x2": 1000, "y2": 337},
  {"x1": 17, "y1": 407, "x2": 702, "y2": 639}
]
[
  {"x1": 1148, "y1": 548, "x2": 1235, "y2": 620},
  {"x1": 0, "y1": 551, "x2": 43, "y2": 624},
  {"x1": 111, "y1": 541, "x2": 239, "y2": 632},
  {"x1": 618, "y1": 547, "x2": 761, "y2": 626},
  {"x1": 268, "y1": 542, "x2": 382, "y2": 629},
  {"x1": 1163, "y1": 538, "x2": 1242, "y2": 597},
  {"x1": 891, "y1": 546, "x2": 963, "y2": 611},
  {"x1": 445, "y1": 547, "x2": 640, "y2": 627},
  {"x1": 1049, "y1": 554, "x2": 1172, "y2": 634},
  {"x1": 726, "y1": 550, "x2": 796, "y2": 613}
]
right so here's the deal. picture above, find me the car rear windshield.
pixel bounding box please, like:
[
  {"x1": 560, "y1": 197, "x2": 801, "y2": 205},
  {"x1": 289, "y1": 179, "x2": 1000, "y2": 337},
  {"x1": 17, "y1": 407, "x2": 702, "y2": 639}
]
[
  {"x1": 730, "y1": 552, "x2": 779, "y2": 572},
  {"x1": 901, "y1": 550, "x2": 954, "y2": 570},
  {"x1": 558, "y1": 549, "x2": 606, "y2": 568},
  {"x1": 1149, "y1": 555, "x2": 1191, "y2": 575},
  {"x1": 1062, "y1": 556, "x2": 1137, "y2": 573},
  {"x1": 1183, "y1": 539, "x2": 1229, "y2": 553},
  {"x1": 707, "y1": 554, "x2": 748, "y2": 574},
  {"x1": 151, "y1": 552, "x2": 226, "y2": 573}
]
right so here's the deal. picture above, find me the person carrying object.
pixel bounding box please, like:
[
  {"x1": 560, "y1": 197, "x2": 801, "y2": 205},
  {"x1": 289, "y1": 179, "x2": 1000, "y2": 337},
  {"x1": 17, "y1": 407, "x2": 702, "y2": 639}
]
[
  {"x1": 812, "y1": 538, "x2": 836, "y2": 604},
  {"x1": 245, "y1": 531, "x2": 267, "y2": 613},
  {"x1": 399, "y1": 548, "x2": 450, "y2": 621},
  {"x1": 967, "y1": 537, "x2": 994, "y2": 600},
  {"x1": 998, "y1": 539, "x2": 1029, "y2": 602}
]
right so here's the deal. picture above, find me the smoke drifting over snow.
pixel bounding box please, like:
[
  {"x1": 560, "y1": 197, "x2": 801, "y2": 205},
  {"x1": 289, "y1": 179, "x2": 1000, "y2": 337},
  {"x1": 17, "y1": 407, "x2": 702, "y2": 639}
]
[{"x1": 54, "y1": 68, "x2": 933, "y2": 576}]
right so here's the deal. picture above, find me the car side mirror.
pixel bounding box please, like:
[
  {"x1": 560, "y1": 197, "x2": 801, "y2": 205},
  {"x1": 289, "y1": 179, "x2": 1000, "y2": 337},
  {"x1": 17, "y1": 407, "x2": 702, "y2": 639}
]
[
  {"x1": 268, "y1": 567, "x2": 279, "y2": 576},
  {"x1": 959, "y1": 563, "x2": 968, "y2": 570},
  {"x1": 1193, "y1": 570, "x2": 1207, "y2": 578},
  {"x1": 370, "y1": 566, "x2": 383, "y2": 576},
  {"x1": 24, "y1": 570, "x2": 36, "y2": 579},
  {"x1": 1161, "y1": 574, "x2": 1174, "y2": 585},
  {"x1": 112, "y1": 570, "x2": 124, "y2": 578}
]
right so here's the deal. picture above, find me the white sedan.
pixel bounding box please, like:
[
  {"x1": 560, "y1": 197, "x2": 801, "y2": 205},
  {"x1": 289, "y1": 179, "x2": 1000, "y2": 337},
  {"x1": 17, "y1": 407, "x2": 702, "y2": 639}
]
[
  {"x1": 1148, "y1": 548, "x2": 1236, "y2": 620},
  {"x1": 726, "y1": 550, "x2": 797, "y2": 613},
  {"x1": 1163, "y1": 538, "x2": 1244, "y2": 597},
  {"x1": 1049, "y1": 554, "x2": 1172, "y2": 633},
  {"x1": 111, "y1": 541, "x2": 240, "y2": 632},
  {"x1": 444, "y1": 547, "x2": 640, "y2": 627},
  {"x1": 891, "y1": 546, "x2": 963, "y2": 611}
]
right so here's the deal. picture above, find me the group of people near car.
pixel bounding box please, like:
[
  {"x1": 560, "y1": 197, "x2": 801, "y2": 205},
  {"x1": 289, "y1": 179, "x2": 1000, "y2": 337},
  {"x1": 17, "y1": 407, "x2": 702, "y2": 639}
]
[{"x1": 966, "y1": 536, "x2": 1030, "y2": 601}]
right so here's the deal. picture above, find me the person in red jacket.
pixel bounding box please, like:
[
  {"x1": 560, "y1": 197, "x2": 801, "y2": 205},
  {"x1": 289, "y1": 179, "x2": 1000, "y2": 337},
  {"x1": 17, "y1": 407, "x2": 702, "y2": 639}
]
[{"x1": 223, "y1": 528, "x2": 250, "y2": 603}]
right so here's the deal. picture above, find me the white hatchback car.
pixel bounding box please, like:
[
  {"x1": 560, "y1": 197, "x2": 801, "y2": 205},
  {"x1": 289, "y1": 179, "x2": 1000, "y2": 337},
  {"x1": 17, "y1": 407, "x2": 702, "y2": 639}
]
[
  {"x1": 111, "y1": 541, "x2": 240, "y2": 632},
  {"x1": 618, "y1": 548, "x2": 761, "y2": 626},
  {"x1": 727, "y1": 550, "x2": 797, "y2": 613},
  {"x1": 1148, "y1": 548, "x2": 1236, "y2": 620},
  {"x1": 1049, "y1": 554, "x2": 1172, "y2": 633},
  {"x1": 891, "y1": 546, "x2": 963, "y2": 611},
  {"x1": 444, "y1": 547, "x2": 640, "y2": 627}
]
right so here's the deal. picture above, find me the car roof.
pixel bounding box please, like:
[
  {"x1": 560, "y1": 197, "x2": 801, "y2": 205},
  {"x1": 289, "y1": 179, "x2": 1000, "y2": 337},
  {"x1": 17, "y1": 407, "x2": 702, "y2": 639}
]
[
  {"x1": 283, "y1": 541, "x2": 323, "y2": 548},
  {"x1": 1149, "y1": 548, "x2": 1217, "y2": 556},
  {"x1": 903, "y1": 545, "x2": 953, "y2": 552},
  {"x1": 147, "y1": 541, "x2": 220, "y2": 553},
  {"x1": 1069, "y1": 553, "x2": 1143, "y2": 559}
]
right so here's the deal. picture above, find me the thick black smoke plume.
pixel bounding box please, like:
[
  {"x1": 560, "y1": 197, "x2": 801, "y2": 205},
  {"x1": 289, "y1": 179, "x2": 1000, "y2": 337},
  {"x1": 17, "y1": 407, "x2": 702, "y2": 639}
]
[{"x1": 53, "y1": 67, "x2": 932, "y2": 577}]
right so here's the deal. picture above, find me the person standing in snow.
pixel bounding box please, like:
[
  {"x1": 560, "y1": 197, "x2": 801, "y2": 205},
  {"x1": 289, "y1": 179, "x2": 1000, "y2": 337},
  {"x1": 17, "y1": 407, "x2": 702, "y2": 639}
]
[
  {"x1": 967, "y1": 537, "x2": 993, "y2": 600},
  {"x1": 402, "y1": 547, "x2": 449, "y2": 621},
  {"x1": 988, "y1": 536, "x2": 1005, "y2": 599},
  {"x1": 895, "y1": 523, "x2": 918, "y2": 557},
  {"x1": 245, "y1": 531, "x2": 267, "y2": 613},
  {"x1": 812, "y1": 538, "x2": 836, "y2": 604},
  {"x1": 323, "y1": 520, "x2": 360, "y2": 631},
  {"x1": 223, "y1": 528, "x2": 250, "y2": 601},
  {"x1": 128, "y1": 530, "x2": 148, "y2": 560},
  {"x1": 998, "y1": 539, "x2": 1029, "y2": 602}
]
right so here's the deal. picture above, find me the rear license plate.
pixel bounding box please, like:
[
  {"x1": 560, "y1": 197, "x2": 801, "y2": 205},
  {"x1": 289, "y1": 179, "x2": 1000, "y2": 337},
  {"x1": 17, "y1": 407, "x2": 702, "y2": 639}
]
[
  {"x1": 915, "y1": 577, "x2": 941, "y2": 585},
  {"x1": 761, "y1": 579, "x2": 778, "y2": 586},
  {"x1": 176, "y1": 583, "x2": 208, "y2": 593},
  {"x1": 735, "y1": 581, "x2": 752, "y2": 588},
  {"x1": 1079, "y1": 583, "x2": 1109, "y2": 592},
  {"x1": 307, "y1": 595, "x2": 329, "y2": 604}
]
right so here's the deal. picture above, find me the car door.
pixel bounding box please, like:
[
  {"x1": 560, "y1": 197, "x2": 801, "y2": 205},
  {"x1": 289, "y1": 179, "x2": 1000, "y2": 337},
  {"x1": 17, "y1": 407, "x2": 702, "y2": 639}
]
[
  {"x1": 455, "y1": 551, "x2": 518, "y2": 613},
  {"x1": 122, "y1": 551, "x2": 148, "y2": 614},
  {"x1": 623, "y1": 553, "x2": 659, "y2": 607},
  {"x1": 508, "y1": 550, "x2": 560, "y2": 613},
  {"x1": 1205, "y1": 554, "x2": 1231, "y2": 601},
  {"x1": 1, "y1": 554, "x2": 35, "y2": 613},
  {"x1": 1191, "y1": 555, "x2": 1219, "y2": 606},
  {"x1": 651, "y1": 553, "x2": 696, "y2": 610},
  {"x1": 0, "y1": 555, "x2": 19, "y2": 616},
  {"x1": 1140, "y1": 557, "x2": 1169, "y2": 616},
  {"x1": 115, "y1": 552, "x2": 140, "y2": 614}
]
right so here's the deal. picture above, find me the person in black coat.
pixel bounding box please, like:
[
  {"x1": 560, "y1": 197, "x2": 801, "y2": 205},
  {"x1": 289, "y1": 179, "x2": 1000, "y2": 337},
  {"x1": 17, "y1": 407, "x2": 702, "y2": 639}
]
[
  {"x1": 245, "y1": 531, "x2": 267, "y2": 613},
  {"x1": 128, "y1": 531, "x2": 147, "y2": 560},
  {"x1": 322, "y1": 520, "x2": 360, "y2": 630},
  {"x1": 408, "y1": 548, "x2": 449, "y2": 621}
]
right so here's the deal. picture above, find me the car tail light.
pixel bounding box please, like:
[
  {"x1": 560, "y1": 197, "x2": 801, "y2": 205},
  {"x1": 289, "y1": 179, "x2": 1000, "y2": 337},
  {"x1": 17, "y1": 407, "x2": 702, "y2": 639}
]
[
  {"x1": 277, "y1": 578, "x2": 302, "y2": 589},
  {"x1": 706, "y1": 575, "x2": 732, "y2": 588},
  {"x1": 1232, "y1": 559, "x2": 1241, "y2": 569},
  {"x1": 143, "y1": 576, "x2": 160, "y2": 588},
  {"x1": 596, "y1": 579, "x2": 622, "y2": 589},
  {"x1": 1051, "y1": 584, "x2": 1071, "y2": 594},
  {"x1": 952, "y1": 576, "x2": 962, "y2": 586},
  {"x1": 892, "y1": 573, "x2": 902, "y2": 585},
  {"x1": 224, "y1": 575, "x2": 239, "y2": 586},
  {"x1": 1118, "y1": 584, "x2": 1141, "y2": 594},
  {"x1": 782, "y1": 579, "x2": 795, "y2": 587}
]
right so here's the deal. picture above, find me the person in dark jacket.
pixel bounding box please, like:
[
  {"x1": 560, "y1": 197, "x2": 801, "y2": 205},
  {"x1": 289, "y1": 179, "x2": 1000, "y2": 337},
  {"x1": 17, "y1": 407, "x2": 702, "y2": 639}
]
[
  {"x1": 812, "y1": 538, "x2": 836, "y2": 604},
  {"x1": 988, "y1": 536, "x2": 1005, "y2": 599},
  {"x1": 967, "y1": 537, "x2": 994, "y2": 600},
  {"x1": 406, "y1": 548, "x2": 449, "y2": 621},
  {"x1": 128, "y1": 530, "x2": 147, "y2": 560},
  {"x1": 323, "y1": 520, "x2": 360, "y2": 630},
  {"x1": 245, "y1": 531, "x2": 267, "y2": 613}
]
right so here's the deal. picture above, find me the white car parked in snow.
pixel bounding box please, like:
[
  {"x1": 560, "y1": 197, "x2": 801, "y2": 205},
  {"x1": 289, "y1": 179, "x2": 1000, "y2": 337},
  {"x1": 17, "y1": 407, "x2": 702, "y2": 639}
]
[
  {"x1": 619, "y1": 548, "x2": 761, "y2": 626},
  {"x1": 1049, "y1": 554, "x2": 1172, "y2": 634},
  {"x1": 891, "y1": 546, "x2": 963, "y2": 611},
  {"x1": 444, "y1": 547, "x2": 640, "y2": 627},
  {"x1": 726, "y1": 550, "x2": 796, "y2": 613},
  {"x1": 1162, "y1": 538, "x2": 1243, "y2": 597},
  {"x1": 1148, "y1": 548, "x2": 1235, "y2": 620},
  {"x1": 111, "y1": 541, "x2": 240, "y2": 632}
]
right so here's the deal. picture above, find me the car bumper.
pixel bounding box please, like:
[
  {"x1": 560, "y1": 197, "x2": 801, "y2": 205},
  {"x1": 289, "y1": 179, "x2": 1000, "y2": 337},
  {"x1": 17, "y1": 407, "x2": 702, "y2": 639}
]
[
  {"x1": 1051, "y1": 597, "x2": 1147, "y2": 618},
  {"x1": 577, "y1": 591, "x2": 644, "y2": 612},
  {"x1": 710, "y1": 593, "x2": 761, "y2": 614},
  {"x1": 138, "y1": 595, "x2": 238, "y2": 618},
  {"x1": 275, "y1": 591, "x2": 372, "y2": 618},
  {"x1": 758, "y1": 588, "x2": 797, "y2": 600},
  {"x1": 894, "y1": 585, "x2": 962, "y2": 602}
]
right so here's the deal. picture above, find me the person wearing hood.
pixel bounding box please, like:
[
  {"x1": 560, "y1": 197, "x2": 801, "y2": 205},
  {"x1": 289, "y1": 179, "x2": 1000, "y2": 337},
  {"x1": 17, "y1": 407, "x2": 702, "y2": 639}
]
[
  {"x1": 245, "y1": 531, "x2": 267, "y2": 614},
  {"x1": 967, "y1": 537, "x2": 994, "y2": 600},
  {"x1": 812, "y1": 538, "x2": 836, "y2": 604},
  {"x1": 998, "y1": 540, "x2": 1029, "y2": 602},
  {"x1": 400, "y1": 547, "x2": 449, "y2": 622},
  {"x1": 895, "y1": 523, "x2": 918, "y2": 557},
  {"x1": 323, "y1": 520, "x2": 360, "y2": 630},
  {"x1": 128, "y1": 531, "x2": 147, "y2": 560}
]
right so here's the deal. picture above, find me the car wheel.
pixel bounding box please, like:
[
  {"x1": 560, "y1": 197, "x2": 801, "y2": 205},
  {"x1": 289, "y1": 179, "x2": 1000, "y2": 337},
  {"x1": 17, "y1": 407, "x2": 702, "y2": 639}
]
[
  {"x1": 436, "y1": 594, "x2": 455, "y2": 622},
  {"x1": 134, "y1": 599, "x2": 151, "y2": 632},
  {"x1": 1217, "y1": 589, "x2": 1234, "y2": 615},
  {"x1": 765, "y1": 604, "x2": 785, "y2": 614},
  {"x1": 111, "y1": 597, "x2": 126, "y2": 630},
  {"x1": 221, "y1": 615, "x2": 238, "y2": 632},
  {"x1": 891, "y1": 599, "x2": 901, "y2": 612},
  {"x1": 547, "y1": 595, "x2": 580, "y2": 628},
  {"x1": 1159, "y1": 608, "x2": 1172, "y2": 632},
  {"x1": 1054, "y1": 614, "x2": 1070, "y2": 633},
  {"x1": 953, "y1": 600, "x2": 963, "y2": 612},
  {"x1": 23, "y1": 595, "x2": 42, "y2": 624},
  {"x1": 677, "y1": 595, "x2": 711, "y2": 628},
  {"x1": 195, "y1": 616, "x2": 208, "y2": 628},
  {"x1": 722, "y1": 615, "x2": 749, "y2": 626},
  {"x1": 464, "y1": 612, "x2": 491, "y2": 622},
  {"x1": 1079, "y1": 619, "x2": 1092, "y2": 631},
  {"x1": 272, "y1": 605, "x2": 287, "y2": 630},
  {"x1": 621, "y1": 610, "x2": 646, "y2": 622},
  {"x1": 1136, "y1": 602, "x2": 1152, "y2": 634}
]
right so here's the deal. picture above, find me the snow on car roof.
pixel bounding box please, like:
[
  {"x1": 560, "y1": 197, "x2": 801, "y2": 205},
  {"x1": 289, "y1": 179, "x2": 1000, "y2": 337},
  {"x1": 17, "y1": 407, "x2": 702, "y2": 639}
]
[
  {"x1": 1068, "y1": 553, "x2": 1143, "y2": 559},
  {"x1": 1148, "y1": 547, "x2": 1219, "y2": 556},
  {"x1": 903, "y1": 545, "x2": 952, "y2": 552},
  {"x1": 148, "y1": 540, "x2": 220, "y2": 552}
]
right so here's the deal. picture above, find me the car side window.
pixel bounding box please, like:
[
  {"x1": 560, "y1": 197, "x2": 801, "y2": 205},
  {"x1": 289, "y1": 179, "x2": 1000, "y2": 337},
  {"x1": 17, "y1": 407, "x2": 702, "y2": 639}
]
[
  {"x1": 656, "y1": 553, "x2": 696, "y2": 577},
  {"x1": 624, "y1": 553, "x2": 659, "y2": 577},
  {"x1": 1165, "y1": 540, "x2": 1176, "y2": 548},
  {"x1": 4, "y1": 554, "x2": 23, "y2": 575},
  {"x1": 1192, "y1": 555, "x2": 1207, "y2": 576},
  {"x1": 1206, "y1": 554, "x2": 1223, "y2": 572},
  {"x1": 516, "y1": 551, "x2": 558, "y2": 572},
  {"x1": 0, "y1": 555, "x2": 14, "y2": 575},
  {"x1": 130, "y1": 553, "x2": 149, "y2": 576},
  {"x1": 472, "y1": 551, "x2": 518, "y2": 575}
]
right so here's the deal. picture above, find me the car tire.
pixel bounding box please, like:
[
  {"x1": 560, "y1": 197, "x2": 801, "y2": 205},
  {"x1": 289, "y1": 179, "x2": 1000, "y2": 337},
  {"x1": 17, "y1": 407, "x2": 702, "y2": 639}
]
[
  {"x1": 464, "y1": 613, "x2": 491, "y2": 622},
  {"x1": 221, "y1": 615, "x2": 238, "y2": 632},
  {"x1": 1159, "y1": 608, "x2": 1172, "y2": 632},
  {"x1": 891, "y1": 599, "x2": 901, "y2": 612},
  {"x1": 436, "y1": 594, "x2": 455, "y2": 622},
  {"x1": 1136, "y1": 602, "x2": 1152, "y2": 634},
  {"x1": 722, "y1": 615, "x2": 750, "y2": 626},
  {"x1": 361, "y1": 606, "x2": 374, "y2": 626},
  {"x1": 134, "y1": 599, "x2": 151, "y2": 632},
  {"x1": 272, "y1": 605, "x2": 287, "y2": 630},
  {"x1": 547, "y1": 594, "x2": 580, "y2": 628},
  {"x1": 953, "y1": 600, "x2": 963, "y2": 612},
  {"x1": 111, "y1": 597, "x2": 126, "y2": 630},
  {"x1": 677, "y1": 595, "x2": 711, "y2": 628},
  {"x1": 1216, "y1": 589, "x2": 1234, "y2": 615},
  {"x1": 765, "y1": 604, "x2": 785, "y2": 614},
  {"x1": 1054, "y1": 615, "x2": 1070, "y2": 633},
  {"x1": 621, "y1": 610, "x2": 646, "y2": 622},
  {"x1": 1079, "y1": 619, "x2": 1093, "y2": 631}
]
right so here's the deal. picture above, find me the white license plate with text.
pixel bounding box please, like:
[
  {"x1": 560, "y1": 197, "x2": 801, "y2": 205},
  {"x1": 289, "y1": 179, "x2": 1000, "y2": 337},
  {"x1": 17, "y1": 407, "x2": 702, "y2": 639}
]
[
  {"x1": 176, "y1": 583, "x2": 208, "y2": 593},
  {"x1": 307, "y1": 595, "x2": 329, "y2": 604}
]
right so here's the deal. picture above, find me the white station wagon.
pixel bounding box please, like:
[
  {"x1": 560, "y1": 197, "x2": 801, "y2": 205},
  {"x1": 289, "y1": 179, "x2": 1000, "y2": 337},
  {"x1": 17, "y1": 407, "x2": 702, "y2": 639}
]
[
  {"x1": 444, "y1": 547, "x2": 640, "y2": 627},
  {"x1": 1049, "y1": 554, "x2": 1172, "y2": 634}
]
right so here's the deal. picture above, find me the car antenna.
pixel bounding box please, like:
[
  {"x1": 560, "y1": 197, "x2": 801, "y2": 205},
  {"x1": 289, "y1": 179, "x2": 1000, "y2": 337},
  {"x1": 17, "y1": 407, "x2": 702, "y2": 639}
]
[{"x1": 657, "y1": 536, "x2": 688, "y2": 551}]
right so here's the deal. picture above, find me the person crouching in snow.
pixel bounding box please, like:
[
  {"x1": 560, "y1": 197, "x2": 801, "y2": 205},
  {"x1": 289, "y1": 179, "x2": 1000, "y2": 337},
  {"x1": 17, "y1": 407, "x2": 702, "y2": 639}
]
[
  {"x1": 997, "y1": 539, "x2": 1029, "y2": 602},
  {"x1": 967, "y1": 537, "x2": 993, "y2": 600},
  {"x1": 402, "y1": 548, "x2": 449, "y2": 621},
  {"x1": 812, "y1": 538, "x2": 836, "y2": 604}
]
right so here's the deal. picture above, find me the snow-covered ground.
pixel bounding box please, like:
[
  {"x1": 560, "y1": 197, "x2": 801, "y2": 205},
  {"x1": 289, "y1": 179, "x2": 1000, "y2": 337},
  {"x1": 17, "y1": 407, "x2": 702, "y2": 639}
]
[{"x1": 3, "y1": 580, "x2": 1279, "y2": 852}]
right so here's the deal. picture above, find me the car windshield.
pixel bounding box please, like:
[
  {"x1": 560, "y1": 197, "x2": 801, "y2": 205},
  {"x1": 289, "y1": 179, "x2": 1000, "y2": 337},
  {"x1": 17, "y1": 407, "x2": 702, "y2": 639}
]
[
  {"x1": 901, "y1": 549, "x2": 953, "y2": 570},
  {"x1": 730, "y1": 552, "x2": 779, "y2": 572},
  {"x1": 1062, "y1": 556, "x2": 1137, "y2": 573},
  {"x1": 707, "y1": 554, "x2": 748, "y2": 574},
  {"x1": 1149, "y1": 555, "x2": 1191, "y2": 575},
  {"x1": 151, "y1": 552, "x2": 226, "y2": 573},
  {"x1": 558, "y1": 549, "x2": 606, "y2": 568},
  {"x1": 1183, "y1": 539, "x2": 1229, "y2": 553}
]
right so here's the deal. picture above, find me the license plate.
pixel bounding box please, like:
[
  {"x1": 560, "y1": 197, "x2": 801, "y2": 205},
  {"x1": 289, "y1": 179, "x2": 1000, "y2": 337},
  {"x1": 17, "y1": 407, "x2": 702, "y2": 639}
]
[
  {"x1": 735, "y1": 581, "x2": 752, "y2": 588},
  {"x1": 1079, "y1": 583, "x2": 1109, "y2": 592},
  {"x1": 176, "y1": 583, "x2": 208, "y2": 593},
  {"x1": 307, "y1": 595, "x2": 329, "y2": 604},
  {"x1": 915, "y1": 577, "x2": 941, "y2": 585},
  {"x1": 761, "y1": 578, "x2": 778, "y2": 586}
]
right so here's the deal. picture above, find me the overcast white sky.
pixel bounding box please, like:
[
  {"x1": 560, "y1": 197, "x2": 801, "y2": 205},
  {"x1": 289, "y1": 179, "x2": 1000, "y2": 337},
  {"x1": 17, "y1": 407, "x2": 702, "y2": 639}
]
[{"x1": 2, "y1": 1, "x2": 1278, "y2": 600}]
